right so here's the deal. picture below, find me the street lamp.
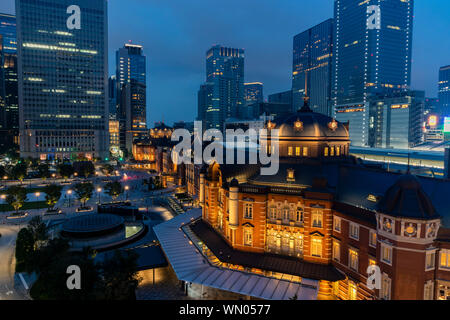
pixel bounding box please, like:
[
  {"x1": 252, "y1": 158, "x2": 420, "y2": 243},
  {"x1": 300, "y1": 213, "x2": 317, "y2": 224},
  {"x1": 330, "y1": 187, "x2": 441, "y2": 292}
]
[
  {"x1": 125, "y1": 185, "x2": 129, "y2": 201},
  {"x1": 97, "y1": 187, "x2": 102, "y2": 204},
  {"x1": 35, "y1": 192, "x2": 40, "y2": 202},
  {"x1": 67, "y1": 189, "x2": 72, "y2": 207}
]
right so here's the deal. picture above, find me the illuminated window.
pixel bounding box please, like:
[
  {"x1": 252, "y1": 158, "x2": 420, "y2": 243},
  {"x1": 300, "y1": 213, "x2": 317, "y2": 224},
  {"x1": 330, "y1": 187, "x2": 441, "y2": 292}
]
[
  {"x1": 369, "y1": 230, "x2": 377, "y2": 247},
  {"x1": 426, "y1": 251, "x2": 436, "y2": 271},
  {"x1": 295, "y1": 207, "x2": 303, "y2": 223},
  {"x1": 381, "y1": 244, "x2": 393, "y2": 265},
  {"x1": 244, "y1": 203, "x2": 253, "y2": 219},
  {"x1": 295, "y1": 147, "x2": 301, "y2": 156},
  {"x1": 349, "y1": 248, "x2": 359, "y2": 271},
  {"x1": 336, "y1": 146, "x2": 341, "y2": 156},
  {"x1": 334, "y1": 216, "x2": 341, "y2": 232},
  {"x1": 311, "y1": 238, "x2": 322, "y2": 257},
  {"x1": 303, "y1": 147, "x2": 308, "y2": 157},
  {"x1": 440, "y1": 250, "x2": 450, "y2": 269},
  {"x1": 349, "y1": 223, "x2": 359, "y2": 240},
  {"x1": 381, "y1": 274, "x2": 391, "y2": 300},
  {"x1": 288, "y1": 146, "x2": 293, "y2": 156},
  {"x1": 324, "y1": 147, "x2": 329, "y2": 157},
  {"x1": 330, "y1": 147, "x2": 335, "y2": 156},
  {"x1": 333, "y1": 241, "x2": 340, "y2": 262},
  {"x1": 312, "y1": 209, "x2": 323, "y2": 228},
  {"x1": 424, "y1": 281, "x2": 434, "y2": 300},
  {"x1": 268, "y1": 206, "x2": 276, "y2": 220},
  {"x1": 244, "y1": 229, "x2": 253, "y2": 247},
  {"x1": 348, "y1": 281, "x2": 357, "y2": 300}
]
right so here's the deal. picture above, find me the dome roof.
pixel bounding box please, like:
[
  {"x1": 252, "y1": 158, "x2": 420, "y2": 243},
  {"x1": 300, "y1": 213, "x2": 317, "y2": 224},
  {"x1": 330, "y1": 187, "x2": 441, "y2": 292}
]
[
  {"x1": 378, "y1": 174, "x2": 439, "y2": 220},
  {"x1": 269, "y1": 107, "x2": 349, "y2": 139}
]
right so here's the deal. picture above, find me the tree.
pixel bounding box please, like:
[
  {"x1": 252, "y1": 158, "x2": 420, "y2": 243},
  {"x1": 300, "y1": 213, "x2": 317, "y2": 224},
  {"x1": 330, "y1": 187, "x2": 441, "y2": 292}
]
[
  {"x1": 5, "y1": 185, "x2": 27, "y2": 214},
  {"x1": 37, "y1": 163, "x2": 50, "y2": 180},
  {"x1": 28, "y1": 216, "x2": 48, "y2": 246},
  {"x1": 104, "y1": 181, "x2": 123, "y2": 201},
  {"x1": 98, "y1": 250, "x2": 141, "y2": 300},
  {"x1": 73, "y1": 161, "x2": 95, "y2": 178},
  {"x1": 15, "y1": 216, "x2": 48, "y2": 273},
  {"x1": 44, "y1": 184, "x2": 62, "y2": 211},
  {"x1": 57, "y1": 163, "x2": 74, "y2": 180},
  {"x1": 101, "y1": 164, "x2": 114, "y2": 176},
  {"x1": 15, "y1": 228, "x2": 35, "y2": 272},
  {"x1": 74, "y1": 182, "x2": 94, "y2": 208},
  {"x1": 11, "y1": 162, "x2": 28, "y2": 182}
]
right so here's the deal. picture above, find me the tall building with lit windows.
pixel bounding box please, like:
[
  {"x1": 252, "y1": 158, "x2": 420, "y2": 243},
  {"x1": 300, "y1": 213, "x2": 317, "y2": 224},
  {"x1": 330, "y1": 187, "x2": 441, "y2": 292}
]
[
  {"x1": 332, "y1": 0, "x2": 414, "y2": 146},
  {"x1": 16, "y1": 0, "x2": 109, "y2": 160},
  {"x1": 116, "y1": 43, "x2": 147, "y2": 152},
  {"x1": 292, "y1": 19, "x2": 333, "y2": 116},
  {"x1": 0, "y1": 13, "x2": 19, "y2": 148},
  {"x1": 198, "y1": 45, "x2": 244, "y2": 130},
  {"x1": 439, "y1": 65, "x2": 450, "y2": 116}
]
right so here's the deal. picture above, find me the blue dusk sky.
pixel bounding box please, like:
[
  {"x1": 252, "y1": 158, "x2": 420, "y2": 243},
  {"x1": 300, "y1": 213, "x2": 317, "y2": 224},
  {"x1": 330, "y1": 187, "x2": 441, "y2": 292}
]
[{"x1": 0, "y1": 0, "x2": 449, "y2": 126}]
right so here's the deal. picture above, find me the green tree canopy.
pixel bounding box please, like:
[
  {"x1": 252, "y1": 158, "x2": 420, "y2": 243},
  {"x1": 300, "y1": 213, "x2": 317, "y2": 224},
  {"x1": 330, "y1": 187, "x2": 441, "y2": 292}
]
[
  {"x1": 37, "y1": 163, "x2": 50, "y2": 180},
  {"x1": 11, "y1": 162, "x2": 28, "y2": 182},
  {"x1": 5, "y1": 185, "x2": 27, "y2": 214},
  {"x1": 74, "y1": 182, "x2": 94, "y2": 208},
  {"x1": 104, "y1": 181, "x2": 123, "y2": 201},
  {"x1": 57, "y1": 163, "x2": 74, "y2": 179},
  {"x1": 44, "y1": 184, "x2": 62, "y2": 211}
]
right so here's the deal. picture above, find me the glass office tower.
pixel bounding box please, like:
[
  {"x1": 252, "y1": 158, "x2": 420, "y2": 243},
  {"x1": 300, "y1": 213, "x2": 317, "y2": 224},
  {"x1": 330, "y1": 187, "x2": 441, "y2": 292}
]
[
  {"x1": 16, "y1": 0, "x2": 109, "y2": 160},
  {"x1": 199, "y1": 45, "x2": 244, "y2": 130},
  {"x1": 116, "y1": 43, "x2": 147, "y2": 152},
  {"x1": 333, "y1": 0, "x2": 413, "y2": 146},
  {"x1": 292, "y1": 18, "x2": 333, "y2": 116},
  {"x1": 0, "y1": 13, "x2": 19, "y2": 137},
  {"x1": 439, "y1": 65, "x2": 450, "y2": 116}
]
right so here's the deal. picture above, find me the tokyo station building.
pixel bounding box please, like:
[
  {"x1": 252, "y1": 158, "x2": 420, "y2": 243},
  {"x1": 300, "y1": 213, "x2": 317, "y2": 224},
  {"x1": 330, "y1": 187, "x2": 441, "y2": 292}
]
[{"x1": 181, "y1": 103, "x2": 450, "y2": 300}]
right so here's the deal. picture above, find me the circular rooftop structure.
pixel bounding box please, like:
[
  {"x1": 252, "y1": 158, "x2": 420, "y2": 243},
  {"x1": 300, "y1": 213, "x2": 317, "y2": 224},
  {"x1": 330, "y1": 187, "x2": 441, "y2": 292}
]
[
  {"x1": 62, "y1": 213, "x2": 125, "y2": 238},
  {"x1": 272, "y1": 108, "x2": 349, "y2": 139}
]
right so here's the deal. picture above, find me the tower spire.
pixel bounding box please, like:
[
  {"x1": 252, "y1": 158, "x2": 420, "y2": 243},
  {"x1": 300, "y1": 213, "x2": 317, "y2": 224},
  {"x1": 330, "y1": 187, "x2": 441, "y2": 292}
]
[{"x1": 299, "y1": 70, "x2": 311, "y2": 112}]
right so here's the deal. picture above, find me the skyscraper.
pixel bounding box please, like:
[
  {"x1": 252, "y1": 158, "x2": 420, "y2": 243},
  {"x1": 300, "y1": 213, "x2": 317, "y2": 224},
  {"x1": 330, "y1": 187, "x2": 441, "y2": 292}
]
[
  {"x1": 0, "y1": 13, "x2": 19, "y2": 148},
  {"x1": 199, "y1": 45, "x2": 244, "y2": 130},
  {"x1": 244, "y1": 82, "x2": 263, "y2": 105},
  {"x1": 292, "y1": 18, "x2": 333, "y2": 116},
  {"x1": 439, "y1": 65, "x2": 450, "y2": 116},
  {"x1": 116, "y1": 43, "x2": 147, "y2": 152},
  {"x1": 16, "y1": 0, "x2": 109, "y2": 160},
  {"x1": 333, "y1": 0, "x2": 414, "y2": 146}
]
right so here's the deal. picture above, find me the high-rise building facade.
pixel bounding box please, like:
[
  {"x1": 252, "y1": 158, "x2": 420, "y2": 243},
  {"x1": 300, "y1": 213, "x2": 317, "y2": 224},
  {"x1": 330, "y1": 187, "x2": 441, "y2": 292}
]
[
  {"x1": 116, "y1": 43, "x2": 147, "y2": 152},
  {"x1": 244, "y1": 82, "x2": 263, "y2": 105},
  {"x1": 199, "y1": 45, "x2": 244, "y2": 130},
  {"x1": 333, "y1": 0, "x2": 414, "y2": 146},
  {"x1": 292, "y1": 19, "x2": 333, "y2": 116},
  {"x1": 0, "y1": 13, "x2": 19, "y2": 148},
  {"x1": 439, "y1": 65, "x2": 450, "y2": 116},
  {"x1": 268, "y1": 90, "x2": 293, "y2": 110},
  {"x1": 16, "y1": 0, "x2": 109, "y2": 160},
  {"x1": 368, "y1": 91, "x2": 424, "y2": 149}
]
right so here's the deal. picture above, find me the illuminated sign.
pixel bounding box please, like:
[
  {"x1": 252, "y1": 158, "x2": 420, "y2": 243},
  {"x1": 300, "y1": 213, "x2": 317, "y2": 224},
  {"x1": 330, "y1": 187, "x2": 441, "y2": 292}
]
[
  {"x1": 444, "y1": 117, "x2": 450, "y2": 133},
  {"x1": 428, "y1": 115, "x2": 438, "y2": 127}
]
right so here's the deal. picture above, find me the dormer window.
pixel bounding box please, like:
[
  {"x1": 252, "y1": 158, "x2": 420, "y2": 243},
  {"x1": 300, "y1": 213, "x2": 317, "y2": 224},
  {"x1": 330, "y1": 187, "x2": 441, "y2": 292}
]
[{"x1": 287, "y1": 169, "x2": 295, "y2": 182}]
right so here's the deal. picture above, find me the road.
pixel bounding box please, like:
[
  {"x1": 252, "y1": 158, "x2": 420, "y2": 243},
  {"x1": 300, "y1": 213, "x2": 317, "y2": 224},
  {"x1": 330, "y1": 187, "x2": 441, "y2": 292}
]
[{"x1": 0, "y1": 225, "x2": 24, "y2": 300}]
